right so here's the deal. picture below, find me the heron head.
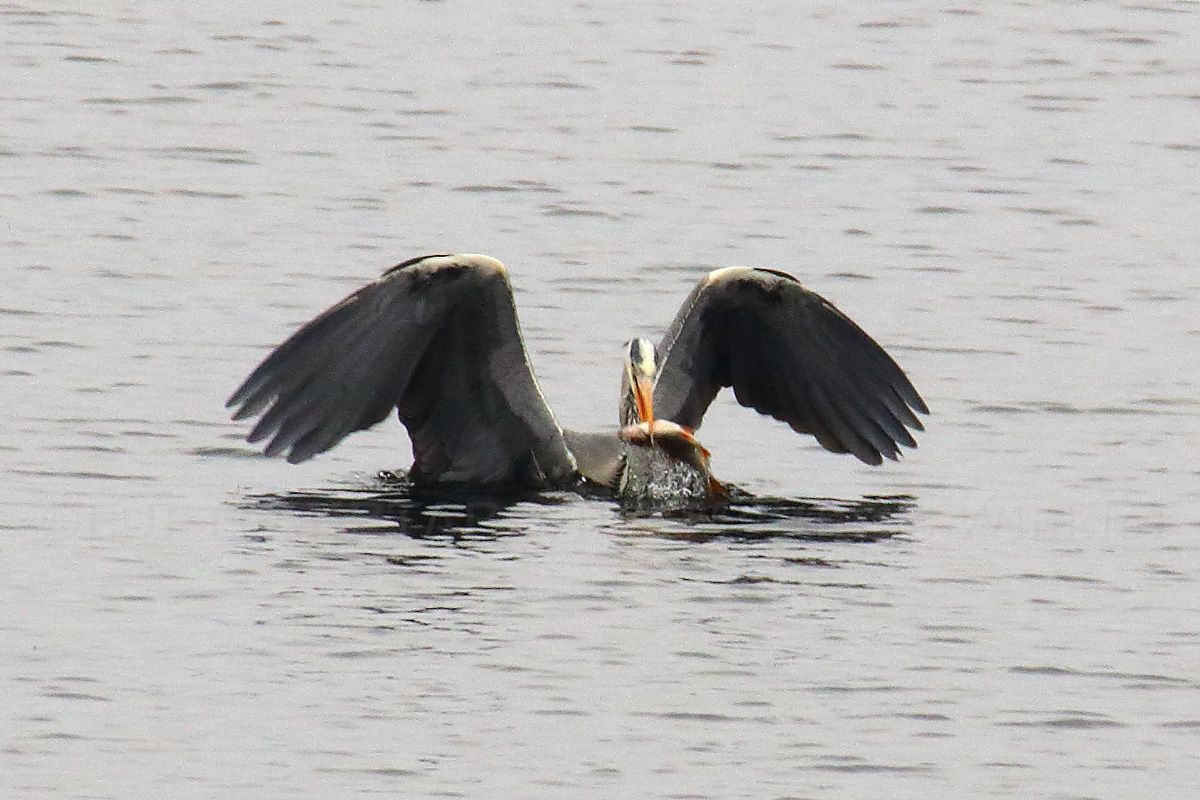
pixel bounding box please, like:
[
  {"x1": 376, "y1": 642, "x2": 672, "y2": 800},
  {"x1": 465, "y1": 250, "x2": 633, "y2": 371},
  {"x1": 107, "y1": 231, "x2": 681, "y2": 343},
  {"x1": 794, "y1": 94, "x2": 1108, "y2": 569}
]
[{"x1": 620, "y1": 337, "x2": 658, "y2": 426}]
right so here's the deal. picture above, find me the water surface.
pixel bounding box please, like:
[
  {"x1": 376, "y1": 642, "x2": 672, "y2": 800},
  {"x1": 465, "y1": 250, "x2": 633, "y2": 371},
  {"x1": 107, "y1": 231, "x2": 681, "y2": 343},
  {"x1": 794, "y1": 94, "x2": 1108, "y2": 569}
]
[{"x1": 3, "y1": 2, "x2": 1199, "y2": 798}]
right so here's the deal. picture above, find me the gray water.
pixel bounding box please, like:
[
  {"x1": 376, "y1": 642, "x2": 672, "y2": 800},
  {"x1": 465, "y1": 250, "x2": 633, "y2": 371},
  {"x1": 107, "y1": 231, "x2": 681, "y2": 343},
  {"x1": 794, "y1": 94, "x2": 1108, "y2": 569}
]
[{"x1": 4, "y1": 2, "x2": 1199, "y2": 798}]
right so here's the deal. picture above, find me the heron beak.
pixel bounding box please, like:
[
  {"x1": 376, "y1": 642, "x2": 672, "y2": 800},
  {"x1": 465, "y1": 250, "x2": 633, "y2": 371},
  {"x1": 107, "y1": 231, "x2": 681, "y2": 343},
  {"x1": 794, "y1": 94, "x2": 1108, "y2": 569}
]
[
  {"x1": 622, "y1": 337, "x2": 659, "y2": 431},
  {"x1": 633, "y1": 372, "x2": 655, "y2": 428}
]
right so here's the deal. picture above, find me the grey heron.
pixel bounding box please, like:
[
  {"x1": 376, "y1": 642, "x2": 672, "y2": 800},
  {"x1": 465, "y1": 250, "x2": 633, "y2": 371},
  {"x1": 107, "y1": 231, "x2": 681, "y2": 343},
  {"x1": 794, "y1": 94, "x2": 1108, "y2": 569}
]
[{"x1": 227, "y1": 254, "x2": 928, "y2": 507}]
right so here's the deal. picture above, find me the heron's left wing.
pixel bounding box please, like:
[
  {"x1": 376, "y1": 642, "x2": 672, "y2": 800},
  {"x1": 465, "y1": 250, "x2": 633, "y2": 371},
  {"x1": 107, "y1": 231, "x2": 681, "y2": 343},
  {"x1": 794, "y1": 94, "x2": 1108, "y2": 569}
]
[{"x1": 652, "y1": 267, "x2": 928, "y2": 465}]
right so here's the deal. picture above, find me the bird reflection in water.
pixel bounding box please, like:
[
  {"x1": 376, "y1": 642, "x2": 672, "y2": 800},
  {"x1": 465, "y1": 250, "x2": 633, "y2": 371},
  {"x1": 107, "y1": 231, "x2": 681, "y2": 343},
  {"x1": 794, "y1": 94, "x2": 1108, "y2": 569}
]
[{"x1": 241, "y1": 471, "x2": 917, "y2": 543}]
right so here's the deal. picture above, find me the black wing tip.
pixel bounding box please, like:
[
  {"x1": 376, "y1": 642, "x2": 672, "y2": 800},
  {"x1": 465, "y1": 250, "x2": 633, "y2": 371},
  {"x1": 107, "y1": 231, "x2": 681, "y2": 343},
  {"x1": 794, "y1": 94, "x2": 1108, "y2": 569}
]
[
  {"x1": 227, "y1": 386, "x2": 261, "y2": 418},
  {"x1": 860, "y1": 450, "x2": 885, "y2": 466},
  {"x1": 863, "y1": 409, "x2": 925, "y2": 465},
  {"x1": 285, "y1": 447, "x2": 315, "y2": 464},
  {"x1": 858, "y1": 438, "x2": 916, "y2": 466},
  {"x1": 226, "y1": 379, "x2": 255, "y2": 410},
  {"x1": 240, "y1": 432, "x2": 317, "y2": 464},
  {"x1": 245, "y1": 425, "x2": 271, "y2": 445}
]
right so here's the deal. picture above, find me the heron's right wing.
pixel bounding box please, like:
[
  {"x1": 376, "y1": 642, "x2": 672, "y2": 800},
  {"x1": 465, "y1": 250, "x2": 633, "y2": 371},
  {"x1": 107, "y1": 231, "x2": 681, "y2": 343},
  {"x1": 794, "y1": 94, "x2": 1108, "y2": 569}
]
[{"x1": 227, "y1": 254, "x2": 577, "y2": 485}]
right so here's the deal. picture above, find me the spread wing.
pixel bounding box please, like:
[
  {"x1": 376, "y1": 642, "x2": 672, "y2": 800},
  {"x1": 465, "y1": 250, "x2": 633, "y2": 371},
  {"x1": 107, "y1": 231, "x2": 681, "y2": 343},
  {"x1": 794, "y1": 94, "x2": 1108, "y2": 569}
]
[
  {"x1": 651, "y1": 267, "x2": 928, "y2": 465},
  {"x1": 227, "y1": 254, "x2": 577, "y2": 486}
]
